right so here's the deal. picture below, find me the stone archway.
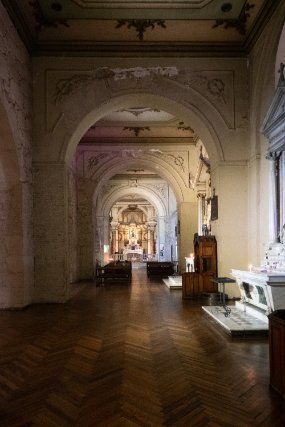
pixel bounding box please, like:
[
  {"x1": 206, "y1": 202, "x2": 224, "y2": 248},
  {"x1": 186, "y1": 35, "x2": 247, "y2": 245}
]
[
  {"x1": 97, "y1": 183, "x2": 170, "y2": 266},
  {"x1": 76, "y1": 158, "x2": 178, "y2": 277},
  {"x1": 33, "y1": 67, "x2": 245, "y2": 301}
]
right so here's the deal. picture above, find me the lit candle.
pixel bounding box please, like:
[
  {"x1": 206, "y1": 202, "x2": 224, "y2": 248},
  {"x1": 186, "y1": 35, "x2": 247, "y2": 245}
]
[
  {"x1": 248, "y1": 264, "x2": 252, "y2": 272},
  {"x1": 190, "y1": 253, "x2": 194, "y2": 271}
]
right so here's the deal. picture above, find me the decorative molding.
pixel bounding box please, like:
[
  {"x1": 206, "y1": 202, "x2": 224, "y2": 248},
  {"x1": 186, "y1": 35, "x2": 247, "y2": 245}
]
[
  {"x1": 185, "y1": 76, "x2": 227, "y2": 102},
  {"x1": 183, "y1": 70, "x2": 235, "y2": 128},
  {"x1": 87, "y1": 153, "x2": 109, "y2": 171},
  {"x1": 166, "y1": 154, "x2": 185, "y2": 172},
  {"x1": 29, "y1": 1, "x2": 69, "y2": 30},
  {"x1": 54, "y1": 70, "x2": 113, "y2": 103},
  {"x1": 152, "y1": 184, "x2": 167, "y2": 200},
  {"x1": 53, "y1": 67, "x2": 178, "y2": 103},
  {"x1": 123, "y1": 127, "x2": 150, "y2": 137},
  {"x1": 71, "y1": 0, "x2": 213, "y2": 8},
  {"x1": 149, "y1": 149, "x2": 185, "y2": 173},
  {"x1": 213, "y1": 1, "x2": 255, "y2": 35},
  {"x1": 115, "y1": 19, "x2": 166, "y2": 41}
]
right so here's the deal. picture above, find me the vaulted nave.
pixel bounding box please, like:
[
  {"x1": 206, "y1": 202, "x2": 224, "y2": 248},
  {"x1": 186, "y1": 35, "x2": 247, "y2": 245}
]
[{"x1": 0, "y1": 268, "x2": 284, "y2": 426}]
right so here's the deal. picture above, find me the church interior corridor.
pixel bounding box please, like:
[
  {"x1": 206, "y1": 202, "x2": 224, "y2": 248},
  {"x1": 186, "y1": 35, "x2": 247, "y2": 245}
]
[{"x1": 1, "y1": 0, "x2": 285, "y2": 424}]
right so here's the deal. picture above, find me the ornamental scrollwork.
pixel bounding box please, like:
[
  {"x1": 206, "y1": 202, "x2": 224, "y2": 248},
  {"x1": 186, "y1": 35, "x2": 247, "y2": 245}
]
[
  {"x1": 115, "y1": 19, "x2": 166, "y2": 41},
  {"x1": 212, "y1": 1, "x2": 255, "y2": 35},
  {"x1": 185, "y1": 75, "x2": 226, "y2": 104},
  {"x1": 149, "y1": 149, "x2": 185, "y2": 173},
  {"x1": 54, "y1": 68, "x2": 115, "y2": 103},
  {"x1": 88, "y1": 153, "x2": 109, "y2": 171},
  {"x1": 54, "y1": 66, "x2": 178, "y2": 103}
]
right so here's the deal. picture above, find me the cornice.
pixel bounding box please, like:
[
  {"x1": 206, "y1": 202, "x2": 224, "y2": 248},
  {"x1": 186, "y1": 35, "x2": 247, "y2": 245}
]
[
  {"x1": 2, "y1": 0, "x2": 35, "y2": 52},
  {"x1": 30, "y1": 41, "x2": 246, "y2": 58},
  {"x1": 243, "y1": 0, "x2": 283, "y2": 53}
]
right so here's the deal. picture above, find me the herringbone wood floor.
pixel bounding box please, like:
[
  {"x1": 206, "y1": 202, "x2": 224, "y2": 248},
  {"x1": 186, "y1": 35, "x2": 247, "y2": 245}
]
[{"x1": 0, "y1": 267, "x2": 284, "y2": 426}]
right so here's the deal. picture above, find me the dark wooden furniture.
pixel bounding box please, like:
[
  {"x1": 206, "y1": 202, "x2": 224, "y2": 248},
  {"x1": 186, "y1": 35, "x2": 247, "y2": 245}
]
[
  {"x1": 147, "y1": 262, "x2": 175, "y2": 278},
  {"x1": 194, "y1": 235, "x2": 218, "y2": 294},
  {"x1": 96, "y1": 261, "x2": 132, "y2": 285},
  {"x1": 269, "y1": 310, "x2": 285, "y2": 398},
  {"x1": 182, "y1": 273, "x2": 202, "y2": 298},
  {"x1": 183, "y1": 235, "x2": 218, "y2": 298}
]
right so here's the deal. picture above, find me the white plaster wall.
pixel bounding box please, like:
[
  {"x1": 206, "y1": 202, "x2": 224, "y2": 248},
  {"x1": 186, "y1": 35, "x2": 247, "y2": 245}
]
[
  {"x1": 211, "y1": 163, "x2": 248, "y2": 298},
  {"x1": 248, "y1": 1, "x2": 285, "y2": 267},
  {"x1": 0, "y1": 3, "x2": 33, "y2": 308}
]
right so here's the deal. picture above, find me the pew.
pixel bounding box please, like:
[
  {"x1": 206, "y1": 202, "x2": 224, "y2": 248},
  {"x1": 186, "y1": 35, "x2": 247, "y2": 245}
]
[
  {"x1": 96, "y1": 261, "x2": 132, "y2": 285},
  {"x1": 146, "y1": 261, "x2": 175, "y2": 278}
]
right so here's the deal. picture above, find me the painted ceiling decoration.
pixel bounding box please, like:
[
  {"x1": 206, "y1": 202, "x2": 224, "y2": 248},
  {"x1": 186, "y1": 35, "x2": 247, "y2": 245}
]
[
  {"x1": 118, "y1": 108, "x2": 161, "y2": 117},
  {"x1": 115, "y1": 19, "x2": 166, "y2": 41},
  {"x1": 28, "y1": 0, "x2": 69, "y2": 30},
  {"x1": 212, "y1": 1, "x2": 254, "y2": 35},
  {"x1": 177, "y1": 122, "x2": 194, "y2": 132},
  {"x1": 2, "y1": 0, "x2": 277, "y2": 56},
  {"x1": 123, "y1": 126, "x2": 151, "y2": 137}
]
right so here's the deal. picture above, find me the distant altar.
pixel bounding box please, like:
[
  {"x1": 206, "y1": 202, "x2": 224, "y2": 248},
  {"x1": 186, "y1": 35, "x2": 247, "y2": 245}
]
[{"x1": 123, "y1": 239, "x2": 143, "y2": 261}]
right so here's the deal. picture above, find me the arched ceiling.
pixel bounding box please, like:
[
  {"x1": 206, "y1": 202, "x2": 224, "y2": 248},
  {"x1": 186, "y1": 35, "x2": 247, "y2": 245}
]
[
  {"x1": 98, "y1": 183, "x2": 168, "y2": 217},
  {"x1": 81, "y1": 106, "x2": 198, "y2": 141},
  {"x1": 2, "y1": 0, "x2": 280, "y2": 56}
]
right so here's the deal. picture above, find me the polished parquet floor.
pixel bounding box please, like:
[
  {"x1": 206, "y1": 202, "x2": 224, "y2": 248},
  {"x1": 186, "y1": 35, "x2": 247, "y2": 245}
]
[{"x1": 0, "y1": 266, "x2": 285, "y2": 427}]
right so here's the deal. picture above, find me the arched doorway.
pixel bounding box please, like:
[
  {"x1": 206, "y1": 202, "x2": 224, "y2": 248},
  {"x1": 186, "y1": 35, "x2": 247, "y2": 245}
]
[{"x1": 33, "y1": 72, "x2": 246, "y2": 301}]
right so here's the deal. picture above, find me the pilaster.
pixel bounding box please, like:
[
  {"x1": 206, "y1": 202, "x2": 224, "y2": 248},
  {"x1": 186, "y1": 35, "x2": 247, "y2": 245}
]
[{"x1": 33, "y1": 162, "x2": 68, "y2": 302}]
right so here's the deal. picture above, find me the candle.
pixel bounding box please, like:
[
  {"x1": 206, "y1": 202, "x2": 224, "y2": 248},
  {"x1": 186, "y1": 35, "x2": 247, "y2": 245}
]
[{"x1": 248, "y1": 264, "x2": 252, "y2": 272}]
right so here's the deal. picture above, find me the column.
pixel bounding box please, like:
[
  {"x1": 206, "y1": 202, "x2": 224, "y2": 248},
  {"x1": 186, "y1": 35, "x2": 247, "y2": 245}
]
[
  {"x1": 147, "y1": 221, "x2": 156, "y2": 257},
  {"x1": 33, "y1": 162, "x2": 69, "y2": 302},
  {"x1": 158, "y1": 216, "x2": 165, "y2": 260},
  {"x1": 197, "y1": 193, "x2": 206, "y2": 235},
  {"x1": 110, "y1": 221, "x2": 119, "y2": 254}
]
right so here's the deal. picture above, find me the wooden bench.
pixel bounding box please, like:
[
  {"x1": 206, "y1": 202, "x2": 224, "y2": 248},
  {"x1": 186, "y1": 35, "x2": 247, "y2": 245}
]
[
  {"x1": 96, "y1": 261, "x2": 132, "y2": 285},
  {"x1": 146, "y1": 261, "x2": 175, "y2": 278}
]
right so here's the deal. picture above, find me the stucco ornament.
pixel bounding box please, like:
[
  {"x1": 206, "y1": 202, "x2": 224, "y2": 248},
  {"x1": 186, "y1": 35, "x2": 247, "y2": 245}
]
[
  {"x1": 149, "y1": 149, "x2": 185, "y2": 173},
  {"x1": 54, "y1": 66, "x2": 179, "y2": 103}
]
